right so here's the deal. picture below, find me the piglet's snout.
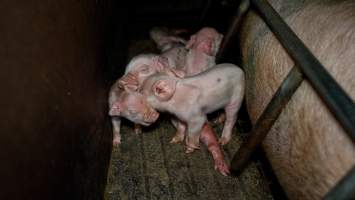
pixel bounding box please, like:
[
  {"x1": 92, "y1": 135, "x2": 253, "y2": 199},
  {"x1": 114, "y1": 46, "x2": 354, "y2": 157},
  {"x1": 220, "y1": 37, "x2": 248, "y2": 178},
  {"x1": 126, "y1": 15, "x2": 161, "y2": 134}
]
[{"x1": 108, "y1": 106, "x2": 118, "y2": 116}]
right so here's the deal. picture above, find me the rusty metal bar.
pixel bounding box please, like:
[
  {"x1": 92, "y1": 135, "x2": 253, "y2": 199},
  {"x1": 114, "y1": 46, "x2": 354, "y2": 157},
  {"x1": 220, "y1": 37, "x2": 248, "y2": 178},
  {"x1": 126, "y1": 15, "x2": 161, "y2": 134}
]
[
  {"x1": 324, "y1": 166, "x2": 355, "y2": 200},
  {"x1": 250, "y1": 0, "x2": 355, "y2": 141},
  {"x1": 231, "y1": 67, "x2": 303, "y2": 174},
  {"x1": 216, "y1": 0, "x2": 250, "y2": 63}
]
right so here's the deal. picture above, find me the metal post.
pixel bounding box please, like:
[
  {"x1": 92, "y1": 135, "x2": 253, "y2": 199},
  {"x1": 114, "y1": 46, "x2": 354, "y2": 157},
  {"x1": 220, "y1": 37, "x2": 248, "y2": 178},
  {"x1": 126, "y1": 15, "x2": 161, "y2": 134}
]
[
  {"x1": 199, "y1": 0, "x2": 213, "y2": 25},
  {"x1": 231, "y1": 67, "x2": 303, "y2": 174},
  {"x1": 324, "y1": 166, "x2": 355, "y2": 200},
  {"x1": 216, "y1": 0, "x2": 250, "y2": 63}
]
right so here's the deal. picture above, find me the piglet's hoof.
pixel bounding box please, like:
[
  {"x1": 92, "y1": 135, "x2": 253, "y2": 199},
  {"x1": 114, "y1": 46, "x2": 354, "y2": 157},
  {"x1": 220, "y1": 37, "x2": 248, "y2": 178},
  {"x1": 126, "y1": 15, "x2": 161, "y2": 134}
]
[
  {"x1": 185, "y1": 142, "x2": 200, "y2": 154},
  {"x1": 170, "y1": 134, "x2": 184, "y2": 144},
  {"x1": 214, "y1": 161, "x2": 230, "y2": 176},
  {"x1": 134, "y1": 124, "x2": 142, "y2": 135},
  {"x1": 218, "y1": 137, "x2": 231, "y2": 146},
  {"x1": 185, "y1": 146, "x2": 199, "y2": 154},
  {"x1": 212, "y1": 113, "x2": 226, "y2": 125},
  {"x1": 186, "y1": 136, "x2": 200, "y2": 150},
  {"x1": 185, "y1": 146, "x2": 195, "y2": 154},
  {"x1": 113, "y1": 137, "x2": 121, "y2": 147}
]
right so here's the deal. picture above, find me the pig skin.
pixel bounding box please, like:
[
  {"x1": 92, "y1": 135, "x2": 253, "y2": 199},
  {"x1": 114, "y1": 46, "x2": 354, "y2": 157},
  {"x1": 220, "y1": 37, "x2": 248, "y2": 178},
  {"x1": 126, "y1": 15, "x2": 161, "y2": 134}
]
[
  {"x1": 140, "y1": 64, "x2": 245, "y2": 149},
  {"x1": 240, "y1": 0, "x2": 355, "y2": 199}
]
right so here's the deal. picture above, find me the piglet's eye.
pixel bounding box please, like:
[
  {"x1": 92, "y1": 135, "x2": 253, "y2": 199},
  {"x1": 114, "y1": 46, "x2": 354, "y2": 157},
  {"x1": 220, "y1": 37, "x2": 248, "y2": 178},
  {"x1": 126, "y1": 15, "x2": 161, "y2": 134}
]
[{"x1": 140, "y1": 66, "x2": 151, "y2": 74}]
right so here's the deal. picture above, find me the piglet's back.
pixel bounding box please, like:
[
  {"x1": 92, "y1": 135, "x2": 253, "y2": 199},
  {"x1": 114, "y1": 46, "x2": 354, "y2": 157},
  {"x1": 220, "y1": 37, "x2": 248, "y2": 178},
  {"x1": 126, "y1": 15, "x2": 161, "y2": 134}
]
[
  {"x1": 184, "y1": 63, "x2": 244, "y2": 86},
  {"x1": 183, "y1": 63, "x2": 244, "y2": 112}
]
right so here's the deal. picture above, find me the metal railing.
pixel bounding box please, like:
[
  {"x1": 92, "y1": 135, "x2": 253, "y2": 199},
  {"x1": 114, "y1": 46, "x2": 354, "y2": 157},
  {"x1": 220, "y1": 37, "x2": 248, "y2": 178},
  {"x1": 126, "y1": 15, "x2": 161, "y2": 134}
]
[{"x1": 216, "y1": 0, "x2": 355, "y2": 199}]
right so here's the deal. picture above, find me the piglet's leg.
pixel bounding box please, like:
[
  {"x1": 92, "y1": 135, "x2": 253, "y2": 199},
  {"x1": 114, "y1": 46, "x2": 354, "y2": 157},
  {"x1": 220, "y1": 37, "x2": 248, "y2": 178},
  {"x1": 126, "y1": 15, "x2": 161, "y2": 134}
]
[
  {"x1": 185, "y1": 116, "x2": 206, "y2": 152},
  {"x1": 170, "y1": 118, "x2": 186, "y2": 144},
  {"x1": 112, "y1": 117, "x2": 121, "y2": 147},
  {"x1": 200, "y1": 123, "x2": 230, "y2": 176},
  {"x1": 212, "y1": 112, "x2": 226, "y2": 125},
  {"x1": 220, "y1": 101, "x2": 241, "y2": 145},
  {"x1": 134, "y1": 123, "x2": 142, "y2": 135}
]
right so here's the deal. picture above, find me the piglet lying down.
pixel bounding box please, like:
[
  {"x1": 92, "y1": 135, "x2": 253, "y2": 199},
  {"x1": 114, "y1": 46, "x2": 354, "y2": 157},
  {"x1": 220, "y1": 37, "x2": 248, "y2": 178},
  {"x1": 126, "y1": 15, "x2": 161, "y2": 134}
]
[{"x1": 140, "y1": 63, "x2": 245, "y2": 150}]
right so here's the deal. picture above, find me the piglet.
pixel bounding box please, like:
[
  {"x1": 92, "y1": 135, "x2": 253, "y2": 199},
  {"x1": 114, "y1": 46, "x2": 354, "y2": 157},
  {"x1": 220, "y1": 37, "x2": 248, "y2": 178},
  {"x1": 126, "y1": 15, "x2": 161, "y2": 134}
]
[
  {"x1": 140, "y1": 63, "x2": 245, "y2": 149},
  {"x1": 119, "y1": 54, "x2": 185, "y2": 92},
  {"x1": 149, "y1": 27, "x2": 187, "y2": 52},
  {"x1": 110, "y1": 90, "x2": 230, "y2": 176},
  {"x1": 149, "y1": 27, "x2": 189, "y2": 72},
  {"x1": 185, "y1": 27, "x2": 223, "y2": 76},
  {"x1": 185, "y1": 27, "x2": 226, "y2": 124},
  {"x1": 108, "y1": 80, "x2": 159, "y2": 146},
  {"x1": 109, "y1": 54, "x2": 183, "y2": 146}
]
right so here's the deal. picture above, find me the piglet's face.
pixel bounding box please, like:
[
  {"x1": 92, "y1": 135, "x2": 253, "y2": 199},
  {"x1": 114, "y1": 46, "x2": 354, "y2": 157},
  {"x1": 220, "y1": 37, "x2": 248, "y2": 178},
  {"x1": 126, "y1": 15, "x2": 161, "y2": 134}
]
[
  {"x1": 119, "y1": 63, "x2": 161, "y2": 91},
  {"x1": 109, "y1": 92, "x2": 159, "y2": 126},
  {"x1": 186, "y1": 27, "x2": 223, "y2": 56},
  {"x1": 119, "y1": 56, "x2": 185, "y2": 91}
]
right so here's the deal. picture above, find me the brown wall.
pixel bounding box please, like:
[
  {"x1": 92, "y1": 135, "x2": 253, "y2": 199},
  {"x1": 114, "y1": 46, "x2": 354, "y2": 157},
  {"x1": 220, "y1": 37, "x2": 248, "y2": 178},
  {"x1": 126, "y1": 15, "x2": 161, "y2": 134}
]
[{"x1": 0, "y1": 0, "x2": 120, "y2": 199}]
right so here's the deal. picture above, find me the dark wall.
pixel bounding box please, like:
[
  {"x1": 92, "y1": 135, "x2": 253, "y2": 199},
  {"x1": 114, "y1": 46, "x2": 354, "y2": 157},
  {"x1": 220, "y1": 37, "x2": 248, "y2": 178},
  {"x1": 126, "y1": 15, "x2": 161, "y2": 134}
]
[{"x1": 0, "y1": 0, "x2": 120, "y2": 199}]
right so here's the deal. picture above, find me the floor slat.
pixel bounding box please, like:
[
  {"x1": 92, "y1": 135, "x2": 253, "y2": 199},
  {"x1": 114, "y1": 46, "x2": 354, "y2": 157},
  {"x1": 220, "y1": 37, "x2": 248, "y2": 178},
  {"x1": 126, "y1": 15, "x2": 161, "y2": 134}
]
[{"x1": 105, "y1": 121, "x2": 273, "y2": 200}]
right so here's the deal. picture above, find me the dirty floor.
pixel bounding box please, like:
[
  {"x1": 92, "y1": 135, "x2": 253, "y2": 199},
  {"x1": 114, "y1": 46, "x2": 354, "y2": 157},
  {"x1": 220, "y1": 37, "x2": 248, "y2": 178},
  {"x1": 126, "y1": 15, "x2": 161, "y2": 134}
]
[{"x1": 104, "y1": 119, "x2": 273, "y2": 200}]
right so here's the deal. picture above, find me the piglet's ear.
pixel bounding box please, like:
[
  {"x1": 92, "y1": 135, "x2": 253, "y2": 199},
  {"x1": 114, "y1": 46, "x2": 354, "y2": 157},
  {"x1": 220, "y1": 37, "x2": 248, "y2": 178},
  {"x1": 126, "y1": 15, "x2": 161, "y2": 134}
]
[
  {"x1": 185, "y1": 35, "x2": 196, "y2": 49},
  {"x1": 152, "y1": 79, "x2": 176, "y2": 101},
  {"x1": 167, "y1": 36, "x2": 187, "y2": 44},
  {"x1": 152, "y1": 56, "x2": 169, "y2": 71},
  {"x1": 163, "y1": 68, "x2": 185, "y2": 79},
  {"x1": 118, "y1": 73, "x2": 139, "y2": 92},
  {"x1": 123, "y1": 84, "x2": 138, "y2": 92},
  {"x1": 212, "y1": 34, "x2": 224, "y2": 56},
  {"x1": 109, "y1": 102, "x2": 122, "y2": 116}
]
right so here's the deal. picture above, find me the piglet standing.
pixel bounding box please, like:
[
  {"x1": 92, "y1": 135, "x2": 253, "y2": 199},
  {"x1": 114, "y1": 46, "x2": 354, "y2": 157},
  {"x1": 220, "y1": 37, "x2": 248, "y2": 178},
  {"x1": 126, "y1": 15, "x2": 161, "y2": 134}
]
[
  {"x1": 108, "y1": 54, "x2": 184, "y2": 146},
  {"x1": 108, "y1": 79, "x2": 160, "y2": 146},
  {"x1": 140, "y1": 63, "x2": 245, "y2": 149},
  {"x1": 185, "y1": 27, "x2": 227, "y2": 124}
]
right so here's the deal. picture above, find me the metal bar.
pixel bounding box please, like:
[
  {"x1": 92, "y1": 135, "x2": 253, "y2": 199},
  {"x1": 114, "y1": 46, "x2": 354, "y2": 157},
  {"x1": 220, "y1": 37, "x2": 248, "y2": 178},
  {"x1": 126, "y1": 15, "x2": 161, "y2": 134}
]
[
  {"x1": 199, "y1": 0, "x2": 213, "y2": 25},
  {"x1": 216, "y1": 0, "x2": 250, "y2": 63},
  {"x1": 231, "y1": 67, "x2": 303, "y2": 174},
  {"x1": 324, "y1": 166, "x2": 355, "y2": 200},
  {"x1": 250, "y1": 0, "x2": 355, "y2": 142}
]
